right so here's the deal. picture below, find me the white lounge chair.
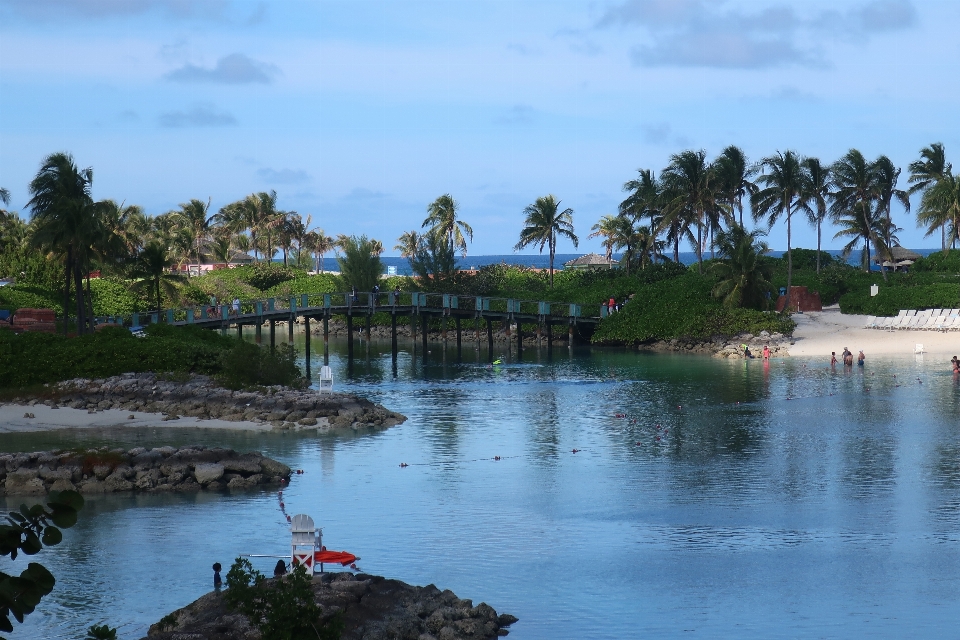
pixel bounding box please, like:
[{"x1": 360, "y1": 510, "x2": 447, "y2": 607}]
[
  {"x1": 864, "y1": 315, "x2": 877, "y2": 329},
  {"x1": 902, "y1": 314, "x2": 921, "y2": 330},
  {"x1": 319, "y1": 365, "x2": 333, "y2": 393},
  {"x1": 877, "y1": 316, "x2": 895, "y2": 330}
]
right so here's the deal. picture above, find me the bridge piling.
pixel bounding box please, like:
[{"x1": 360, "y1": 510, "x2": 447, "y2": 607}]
[
  {"x1": 391, "y1": 312, "x2": 398, "y2": 357},
  {"x1": 237, "y1": 324, "x2": 242, "y2": 339},
  {"x1": 456, "y1": 317, "x2": 462, "y2": 362},
  {"x1": 323, "y1": 315, "x2": 329, "y2": 364},
  {"x1": 304, "y1": 317, "x2": 311, "y2": 378},
  {"x1": 486, "y1": 317, "x2": 493, "y2": 362},
  {"x1": 269, "y1": 319, "x2": 276, "y2": 351},
  {"x1": 255, "y1": 322, "x2": 262, "y2": 344},
  {"x1": 547, "y1": 322, "x2": 553, "y2": 351},
  {"x1": 346, "y1": 314, "x2": 354, "y2": 360},
  {"x1": 288, "y1": 316, "x2": 294, "y2": 342},
  {"x1": 517, "y1": 321, "x2": 523, "y2": 360},
  {"x1": 421, "y1": 314, "x2": 428, "y2": 356}
]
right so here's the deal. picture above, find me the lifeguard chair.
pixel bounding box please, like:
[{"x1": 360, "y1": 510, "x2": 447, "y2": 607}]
[
  {"x1": 290, "y1": 514, "x2": 321, "y2": 575},
  {"x1": 319, "y1": 366, "x2": 333, "y2": 393}
]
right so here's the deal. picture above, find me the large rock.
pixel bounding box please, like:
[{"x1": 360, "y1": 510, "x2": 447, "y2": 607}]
[
  {"x1": 193, "y1": 463, "x2": 224, "y2": 485},
  {"x1": 5, "y1": 469, "x2": 45, "y2": 495}
]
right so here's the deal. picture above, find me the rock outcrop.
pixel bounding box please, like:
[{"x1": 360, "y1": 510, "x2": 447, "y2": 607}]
[
  {"x1": 144, "y1": 572, "x2": 518, "y2": 640},
  {"x1": 5, "y1": 372, "x2": 406, "y2": 432},
  {"x1": 0, "y1": 446, "x2": 291, "y2": 496}
]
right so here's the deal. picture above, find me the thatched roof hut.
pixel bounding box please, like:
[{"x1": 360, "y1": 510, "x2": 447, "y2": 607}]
[
  {"x1": 873, "y1": 246, "x2": 921, "y2": 269},
  {"x1": 563, "y1": 253, "x2": 619, "y2": 271}
]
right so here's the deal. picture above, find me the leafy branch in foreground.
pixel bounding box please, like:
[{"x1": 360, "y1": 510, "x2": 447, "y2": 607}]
[
  {"x1": 224, "y1": 557, "x2": 342, "y2": 640},
  {"x1": 0, "y1": 490, "x2": 84, "y2": 636}
]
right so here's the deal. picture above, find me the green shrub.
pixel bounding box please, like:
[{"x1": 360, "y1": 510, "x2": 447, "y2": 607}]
[
  {"x1": 912, "y1": 250, "x2": 960, "y2": 273},
  {"x1": 247, "y1": 262, "x2": 296, "y2": 291},
  {"x1": 218, "y1": 341, "x2": 306, "y2": 390},
  {"x1": 224, "y1": 558, "x2": 343, "y2": 640}
]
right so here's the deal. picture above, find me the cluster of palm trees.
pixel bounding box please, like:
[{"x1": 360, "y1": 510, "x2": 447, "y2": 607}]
[
  {"x1": 3, "y1": 153, "x2": 350, "y2": 332},
  {"x1": 590, "y1": 143, "x2": 958, "y2": 308},
  {"x1": 395, "y1": 194, "x2": 474, "y2": 260}
]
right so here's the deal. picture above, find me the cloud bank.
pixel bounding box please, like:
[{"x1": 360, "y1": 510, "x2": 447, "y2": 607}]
[{"x1": 165, "y1": 53, "x2": 280, "y2": 84}]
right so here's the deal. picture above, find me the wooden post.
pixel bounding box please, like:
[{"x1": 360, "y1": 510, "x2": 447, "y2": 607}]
[
  {"x1": 516, "y1": 321, "x2": 523, "y2": 360},
  {"x1": 486, "y1": 317, "x2": 494, "y2": 362},
  {"x1": 288, "y1": 315, "x2": 294, "y2": 342},
  {"x1": 323, "y1": 314, "x2": 329, "y2": 365},
  {"x1": 441, "y1": 315, "x2": 447, "y2": 345},
  {"x1": 568, "y1": 321, "x2": 575, "y2": 347},
  {"x1": 421, "y1": 314, "x2": 428, "y2": 355},
  {"x1": 304, "y1": 317, "x2": 311, "y2": 378},
  {"x1": 255, "y1": 321, "x2": 262, "y2": 344},
  {"x1": 270, "y1": 319, "x2": 276, "y2": 351},
  {"x1": 456, "y1": 316, "x2": 462, "y2": 362},
  {"x1": 547, "y1": 322, "x2": 553, "y2": 351},
  {"x1": 365, "y1": 312, "x2": 371, "y2": 342},
  {"x1": 391, "y1": 311, "x2": 398, "y2": 357},
  {"x1": 237, "y1": 324, "x2": 242, "y2": 339},
  {"x1": 346, "y1": 313, "x2": 353, "y2": 360}
]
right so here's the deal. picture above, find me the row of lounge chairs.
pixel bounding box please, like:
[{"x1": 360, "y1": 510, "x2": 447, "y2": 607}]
[{"x1": 864, "y1": 309, "x2": 960, "y2": 331}]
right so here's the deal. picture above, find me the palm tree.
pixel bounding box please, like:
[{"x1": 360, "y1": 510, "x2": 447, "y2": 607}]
[
  {"x1": 395, "y1": 230, "x2": 424, "y2": 258},
  {"x1": 798, "y1": 157, "x2": 831, "y2": 273},
  {"x1": 831, "y1": 149, "x2": 884, "y2": 273},
  {"x1": 710, "y1": 225, "x2": 773, "y2": 310},
  {"x1": 588, "y1": 215, "x2": 621, "y2": 261},
  {"x1": 872, "y1": 156, "x2": 910, "y2": 251},
  {"x1": 917, "y1": 173, "x2": 960, "y2": 251},
  {"x1": 713, "y1": 146, "x2": 757, "y2": 227},
  {"x1": 130, "y1": 240, "x2": 187, "y2": 312},
  {"x1": 209, "y1": 234, "x2": 233, "y2": 264},
  {"x1": 26, "y1": 152, "x2": 98, "y2": 334},
  {"x1": 832, "y1": 199, "x2": 886, "y2": 272},
  {"x1": 660, "y1": 150, "x2": 717, "y2": 273},
  {"x1": 423, "y1": 194, "x2": 473, "y2": 257},
  {"x1": 620, "y1": 169, "x2": 661, "y2": 230},
  {"x1": 0, "y1": 188, "x2": 10, "y2": 223},
  {"x1": 514, "y1": 195, "x2": 578, "y2": 288},
  {"x1": 629, "y1": 224, "x2": 666, "y2": 272},
  {"x1": 311, "y1": 230, "x2": 334, "y2": 273},
  {"x1": 752, "y1": 150, "x2": 804, "y2": 311},
  {"x1": 909, "y1": 143, "x2": 952, "y2": 250},
  {"x1": 174, "y1": 198, "x2": 212, "y2": 270}
]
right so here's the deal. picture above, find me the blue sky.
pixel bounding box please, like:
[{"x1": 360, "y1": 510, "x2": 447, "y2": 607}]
[{"x1": 1, "y1": 0, "x2": 957, "y2": 256}]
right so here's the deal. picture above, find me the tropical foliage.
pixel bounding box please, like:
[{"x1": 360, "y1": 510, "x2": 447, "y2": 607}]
[{"x1": 514, "y1": 195, "x2": 578, "y2": 288}]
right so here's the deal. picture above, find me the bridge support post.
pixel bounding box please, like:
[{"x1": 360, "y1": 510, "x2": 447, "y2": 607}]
[
  {"x1": 365, "y1": 313, "x2": 371, "y2": 342},
  {"x1": 516, "y1": 321, "x2": 523, "y2": 360},
  {"x1": 421, "y1": 314, "x2": 428, "y2": 356},
  {"x1": 441, "y1": 315, "x2": 447, "y2": 344},
  {"x1": 323, "y1": 314, "x2": 329, "y2": 365},
  {"x1": 255, "y1": 322, "x2": 262, "y2": 345},
  {"x1": 547, "y1": 322, "x2": 553, "y2": 352},
  {"x1": 346, "y1": 313, "x2": 354, "y2": 360},
  {"x1": 456, "y1": 317, "x2": 462, "y2": 362},
  {"x1": 304, "y1": 317, "x2": 311, "y2": 378},
  {"x1": 288, "y1": 315, "x2": 294, "y2": 342},
  {"x1": 269, "y1": 319, "x2": 276, "y2": 351},
  {"x1": 391, "y1": 312, "x2": 398, "y2": 356},
  {"x1": 569, "y1": 322, "x2": 575, "y2": 347},
  {"x1": 536, "y1": 322, "x2": 542, "y2": 348},
  {"x1": 411, "y1": 312, "x2": 417, "y2": 342},
  {"x1": 237, "y1": 324, "x2": 242, "y2": 339},
  {"x1": 486, "y1": 317, "x2": 494, "y2": 362}
]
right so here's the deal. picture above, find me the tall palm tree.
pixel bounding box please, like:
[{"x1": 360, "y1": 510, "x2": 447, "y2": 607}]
[
  {"x1": 752, "y1": 150, "x2": 804, "y2": 311},
  {"x1": 0, "y1": 188, "x2": 10, "y2": 223},
  {"x1": 311, "y1": 230, "x2": 334, "y2": 273},
  {"x1": 831, "y1": 149, "x2": 883, "y2": 273},
  {"x1": 798, "y1": 157, "x2": 831, "y2": 273},
  {"x1": 588, "y1": 214, "x2": 621, "y2": 261},
  {"x1": 423, "y1": 194, "x2": 473, "y2": 257},
  {"x1": 713, "y1": 146, "x2": 757, "y2": 227},
  {"x1": 514, "y1": 195, "x2": 578, "y2": 288},
  {"x1": 174, "y1": 198, "x2": 212, "y2": 270},
  {"x1": 832, "y1": 200, "x2": 886, "y2": 272},
  {"x1": 395, "y1": 230, "x2": 424, "y2": 258},
  {"x1": 872, "y1": 155, "x2": 910, "y2": 251},
  {"x1": 660, "y1": 150, "x2": 717, "y2": 273},
  {"x1": 620, "y1": 169, "x2": 661, "y2": 229},
  {"x1": 26, "y1": 152, "x2": 98, "y2": 334},
  {"x1": 909, "y1": 143, "x2": 952, "y2": 250},
  {"x1": 710, "y1": 224, "x2": 773, "y2": 310},
  {"x1": 917, "y1": 173, "x2": 960, "y2": 251}
]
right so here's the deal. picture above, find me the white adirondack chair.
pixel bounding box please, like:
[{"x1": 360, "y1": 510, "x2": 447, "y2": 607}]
[
  {"x1": 290, "y1": 514, "x2": 321, "y2": 575},
  {"x1": 915, "y1": 343, "x2": 925, "y2": 354},
  {"x1": 319, "y1": 366, "x2": 333, "y2": 393}
]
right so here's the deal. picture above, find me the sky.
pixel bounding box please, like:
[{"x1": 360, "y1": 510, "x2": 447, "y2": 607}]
[{"x1": 0, "y1": 0, "x2": 957, "y2": 256}]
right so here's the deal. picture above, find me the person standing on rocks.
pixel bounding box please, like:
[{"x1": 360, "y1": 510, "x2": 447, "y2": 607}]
[
  {"x1": 213, "y1": 563, "x2": 222, "y2": 590},
  {"x1": 274, "y1": 559, "x2": 287, "y2": 578}
]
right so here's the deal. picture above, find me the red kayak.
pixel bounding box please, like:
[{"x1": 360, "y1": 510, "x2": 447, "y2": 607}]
[{"x1": 314, "y1": 550, "x2": 358, "y2": 566}]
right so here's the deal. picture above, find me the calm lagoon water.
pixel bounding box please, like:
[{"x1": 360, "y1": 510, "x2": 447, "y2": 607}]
[{"x1": 4, "y1": 337, "x2": 960, "y2": 639}]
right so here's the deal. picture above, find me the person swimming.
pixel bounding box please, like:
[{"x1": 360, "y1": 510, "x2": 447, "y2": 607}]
[
  {"x1": 831, "y1": 351, "x2": 837, "y2": 366},
  {"x1": 857, "y1": 350, "x2": 865, "y2": 366}
]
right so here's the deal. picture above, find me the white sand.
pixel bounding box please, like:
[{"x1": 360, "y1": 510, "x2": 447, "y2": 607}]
[
  {"x1": 0, "y1": 404, "x2": 273, "y2": 434},
  {"x1": 787, "y1": 306, "x2": 960, "y2": 357}
]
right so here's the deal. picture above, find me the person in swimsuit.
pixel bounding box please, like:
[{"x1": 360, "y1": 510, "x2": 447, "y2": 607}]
[
  {"x1": 857, "y1": 350, "x2": 865, "y2": 366},
  {"x1": 831, "y1": 352, "x2": 837, "y2": 366}
]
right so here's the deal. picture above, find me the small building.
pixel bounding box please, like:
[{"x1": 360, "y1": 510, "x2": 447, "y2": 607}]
[
  {"x1": 563, "y1": 253, "x2": 619, "y2": 271},
  {"x1": 872, "y1": 246, "x2": 921, "y2": 271},
  {"x1": 176, "y1": 246, "x2": 256, "y2": 275}
]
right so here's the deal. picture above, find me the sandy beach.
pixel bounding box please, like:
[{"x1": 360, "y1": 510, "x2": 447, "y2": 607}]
[
  {"x1": 0, "y1": 404, "x2": 275, "y2": 434},
  {"x1": 787, "y1": 306, "x2": 959, "y2": 358}
]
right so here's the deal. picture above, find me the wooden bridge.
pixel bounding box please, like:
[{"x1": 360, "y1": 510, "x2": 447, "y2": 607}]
[{"x1": 104, "y1": 292, "x2": 603, "y2": 373}]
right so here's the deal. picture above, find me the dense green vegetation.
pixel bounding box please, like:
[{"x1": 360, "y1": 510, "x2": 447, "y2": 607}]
[{"x1": 0, "y1": 324, "x2": 304, "y2": 389}]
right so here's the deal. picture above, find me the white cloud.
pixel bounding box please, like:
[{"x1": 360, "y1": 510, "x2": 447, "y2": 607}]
[
  {"x1": 165, "y1": 53, "x2": 279, "y2": 84},
  {"x1": 158, "y1": 104, "x2": 236, "y2": 127}
]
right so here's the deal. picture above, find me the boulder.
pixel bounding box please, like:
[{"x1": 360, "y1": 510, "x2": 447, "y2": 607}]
[{"x1": 193, "y1": 463, "x2": 224, "y2": 485}]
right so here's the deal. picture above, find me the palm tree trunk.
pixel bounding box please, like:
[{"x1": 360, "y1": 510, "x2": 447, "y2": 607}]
[
  {"x1": 85, "y1": 270, "x2": 94, "y2": 332},
  {"x1": 673, "y1": 237, "x2": 679, "y2": 264},
  {"x1": 63, "y1": 249, "x2": 72, "y2": 336},
  {"x1": 548, "y1": 235, "x2": 555, "y2": 289},
  {"x1": 816, "y1": 219, "x2": 821, "y2": 274},
  {"x1": 73, "y1": 260, "x2": 85, "y2": 335},
  {"x1": 785, "y1": 206, "x2": 792, "y2": 313},
  {"x1": 697, "y1": 219, "x2": 703, "y2": 274}
]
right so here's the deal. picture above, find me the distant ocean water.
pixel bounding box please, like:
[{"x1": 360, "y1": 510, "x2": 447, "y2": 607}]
[{"x1": 306, "y1": 249, "x2": 941, "y2": 276}]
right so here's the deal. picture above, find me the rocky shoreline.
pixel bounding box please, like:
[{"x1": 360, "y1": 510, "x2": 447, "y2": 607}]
[
  {"x1": 144, "y1": 571, "x2": 518, "y2": 640},
  {"x1": 3, "y1": 372, "x2": 406, "y2": 432},
  {"x1": 1, "y1": 445, "x2": 291, "y2": 496},
  {"x1": 636, "y1": 330, "x2": 793, "y2": 359}
]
